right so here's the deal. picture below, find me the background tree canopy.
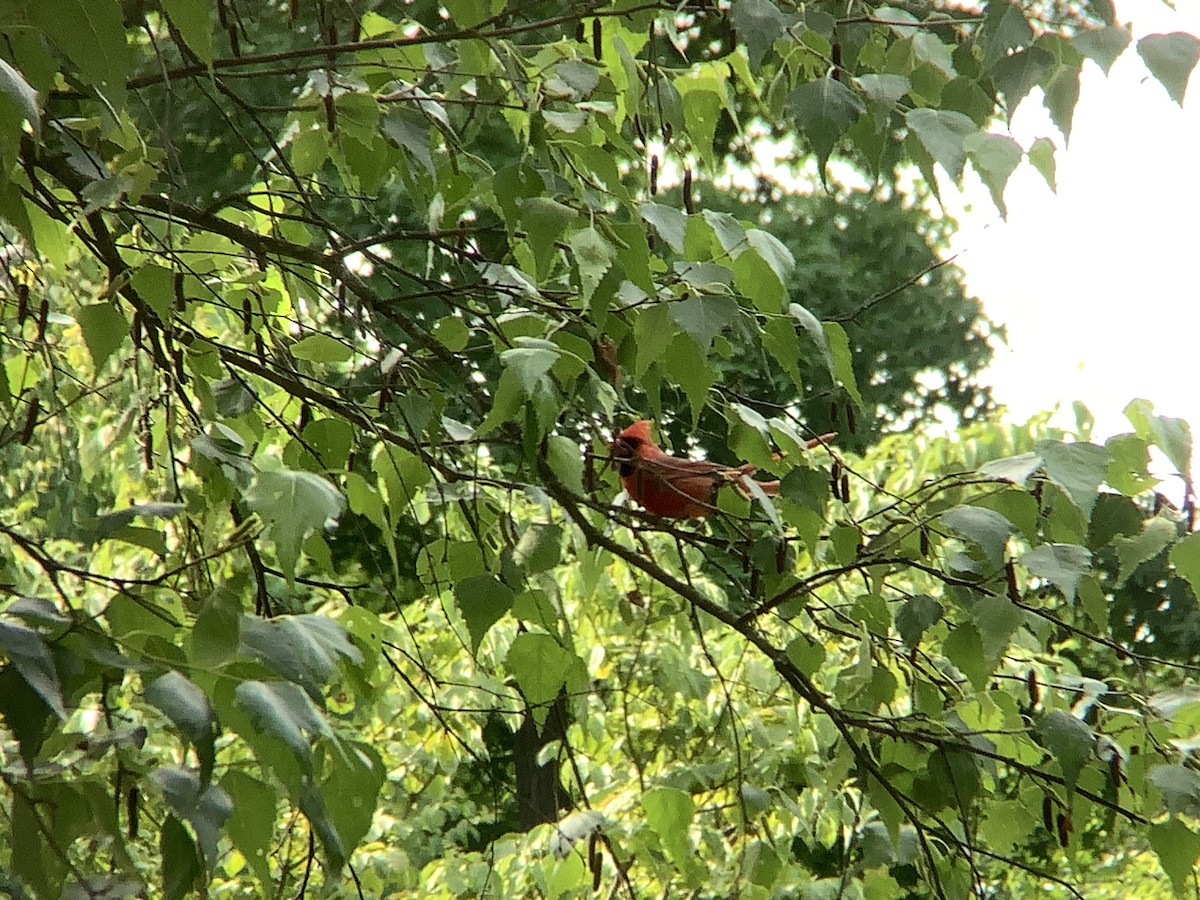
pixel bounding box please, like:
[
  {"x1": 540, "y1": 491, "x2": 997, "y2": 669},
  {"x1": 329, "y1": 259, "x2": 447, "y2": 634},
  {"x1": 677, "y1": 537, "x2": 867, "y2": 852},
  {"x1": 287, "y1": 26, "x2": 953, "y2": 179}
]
[{"x1": 3, "y1": 1, "x2": 1200, "y2": 898}]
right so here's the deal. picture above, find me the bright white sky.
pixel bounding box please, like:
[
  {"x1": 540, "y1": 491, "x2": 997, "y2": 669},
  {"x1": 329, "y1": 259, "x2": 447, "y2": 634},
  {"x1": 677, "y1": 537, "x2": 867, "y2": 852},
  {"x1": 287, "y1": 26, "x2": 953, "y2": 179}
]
[{"x1": 946, "y1": 0, "x2": 1200, "y2": 473}]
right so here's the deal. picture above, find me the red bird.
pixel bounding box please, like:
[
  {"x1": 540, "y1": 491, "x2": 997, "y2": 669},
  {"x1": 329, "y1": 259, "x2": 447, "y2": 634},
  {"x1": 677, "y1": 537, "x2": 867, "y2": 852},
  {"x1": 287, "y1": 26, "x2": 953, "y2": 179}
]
[{"x1": 610, "y1": 420, "x2": 833, "y2": 519}]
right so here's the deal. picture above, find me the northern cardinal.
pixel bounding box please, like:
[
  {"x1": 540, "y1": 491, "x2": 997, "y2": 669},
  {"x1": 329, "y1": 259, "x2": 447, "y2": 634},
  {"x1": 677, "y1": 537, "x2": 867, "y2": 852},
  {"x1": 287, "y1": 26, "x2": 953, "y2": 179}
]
[{"x1": 610, "y1": 420, "x2": 833, "y2": 518}]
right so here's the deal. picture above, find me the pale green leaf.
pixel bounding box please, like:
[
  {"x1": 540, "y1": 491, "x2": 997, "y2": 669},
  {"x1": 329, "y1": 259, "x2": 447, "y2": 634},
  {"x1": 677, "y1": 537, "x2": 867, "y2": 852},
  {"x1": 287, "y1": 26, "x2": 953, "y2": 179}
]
[
  {"x1": 1073, "y1": 25, "x2": 1132, "y2": 75},
  {"x1": 292, "y1": 333, "x2": 352, "y2": 363},
  {"x1": 455, "y1": 575, "x2": 514, "y2": 654},
  {"x1": 1149, "y1": 765, "x2": 1200, "y2": 818},
  {"x1": 788, "y1": 76, "x2": 864, "y2": 175},
  {"x1": 964, "y1": 132, "x2": 1022, "y2": 216},
  {"x1": 669, "y1": 295, "x2": 737, "y2": 353},
  {"x1": 151, "y1": 767, "x2": 233, "y2": 870},
  {"x1": 1043, "y1": 64, "x2": 1081, "y2": 143},
  {"x1": 822, "y1": 321, "x2": 864, "y2": 407},
  {"x1": 234, "y1": 680, "x2": 332, "y2": 770},
  {"x1": 1138, "y1": 32, "x2": 1200, "y2": 106},
  {"x1": 1169, "y1": 532, "x2": 1200, "y2": 601},
  {"x1": 161, "y1": 0, "x2": 214, "y2": 66},
  {"x1": 643, "y1": 786, "x2": 695, "y2": 866},
  {"x1": 1021, "y1": 543, "x2": 1092, "y2": 604},
  {"x1": 980, "y1": 452, "x2": 1042, "y2": 486},
  {"x1": 146, "y1": 672, "x2": 216, "y2": 785},
  {"x1": 991, "y1": 46, "x2": 1055, "y2": 111},
  {"x1": 895, "y1": 595, "x2": 943, "y2": 648},
  {"x1": 0, "y1": 620, "x2": 65, "y2": 719},
  {"x1": 905, "y1": 108, "x2": 977, "y2": 180},
  {"x1": 1028, "y1": 137, "x2": 1057, "y2": 192},
  {"x1": 1036, "y1": 711, "x2": 1094, "y2": 797},
  {"x1": 244, "y1": 470, "x2": 346, "y2": 583},
  {"x1": 640, "y1": 203, "x2": 686, "y2": 254},
  {"x1": 1036, "y1": 440, "x2": 1109, "y2": 517},
  {"x1": 505, "y1": 632, "x2": 577, "y2": 706},
  {"x1": 942, "y1": 506, "x2": 1013, "y2": 567},
  {"x1": 240, "y1": 614, "x2": 362, "y2": 694},
  {"x1": 76, "y1": 303, "x2": 130, "y2": 371},
  {"x1": 981, "y1": 1, "x2": 1033, "y2": 70},
  {"x1": 1114, "y1": 516, "x2": 1176, "y2": 586},
  {"x1": 731, "y1": 0, "x2": 790, "y2": 69},
  {"x1": 1125, "y1": 398, "x2": 1192, "y2": 478},
  {"x1": 33, "y1": 0, "x2": 132, "y2": 97},
  {"x1": 1150, "y1": 818, "x2": 1200, "y2": 896},
  {"x1": 0, "y1": 58, "x2": 41, "y2": 139},
  {"x1": 568, "y1": 226, "x2": 616, "y2": 303}
]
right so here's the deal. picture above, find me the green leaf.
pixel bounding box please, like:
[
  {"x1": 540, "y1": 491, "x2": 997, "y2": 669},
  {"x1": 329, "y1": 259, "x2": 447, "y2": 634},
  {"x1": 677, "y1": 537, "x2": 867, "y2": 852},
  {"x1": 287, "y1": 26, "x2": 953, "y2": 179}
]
[
  {"x1": 505, "y1": 632, "x2": 578, "y2": 707},
  {"x1": 129, "y1": 264, "x2": 175, "y2": 321},
  {"x1": 76, "y1": 303, "x2": 130, "y2": 371},
  {"x1": 905, "y1": 108, "x2": 977, "y2": 180},
  {"x1": 240, "y1": 614, "x2": 363, "y2": 695},
  {"x1": 942, "y1": 506, "x2": 1013, "y2": 567},
  {"x1": 873, "y1": 7, "x2": 919, "y2": 38},
  {"x1": 300, "y1": 775, "x2": 347, "y2": 871},
  {"x1": 0, "y1": 620, "x2": 65, "y2": 719},
  {"x1": 211, "y1": 377, "x2": 256, "y2": 418},
  {"x1": 33, "y1": 0, "x2": 132, "y2": 98},
  {"x1": 895, "y1": 595, "x2": 943, "y2": 648},
  {"x1": 548, "y1": 434, "x2": 586, "y2": 496},
  {"x1": 431, "y1": 315, "x2": 470, "y2": 352},
  {"x1": 1073, "y1": 25, "x2": 1131, "y2": 75},
  {"x1": 822, "y1": 321, "x2": 864, "y2": 407},
  {"x1": 161, "y1": 815, "x2": 202, "y2": 900},
  {"x1": 1113, "y1": 517, "x2": 1176, "y2": 586},
  {"x1": 991, "y1": 46, "x2": 1055, "y2": 111},
  {"x1": 234, "y1": 680, "x2": 331, "y2": 771},
  {"x1": 943, "y1": 623, "x2": 988, "y2": 689},
  {"x1": 981, "y1": 1, "x2": 1033, "y2": 70},
  {"x1": 568, "y1": 226, "x2": 616, "y2": 304},
  {"x1": 244, "y1": 469, "x2": 345, "y2": 583},
  {"x1": 1150, "y1": 818, "x2": 1200, "y2": 896},
  {"x1": 731, "y1": 0, "x2": 789, "y2": 69},
  {"x1": 964, "y1": 132, "x2": 1021, "y2": 216},
  {"x1": 145, "y1": 672, "x2": 216, "y2": 786},
  {"x1": 220, "y1": 771, "x2": 276, "y2": 886},
  {"x1": 1036, "y1": 440, "x2": 1109, "y2": 517},
  {"x1": 0, "y1": 58, "x2": 42, "y2": 139},
  {"x1": 161, "y1": 0, "x2": 214, "y2": 66},
  {"x1": 151, "y1": 766, "x2": 233, "y2": 870},
  {"x1": 1169, "y1": 532, "x2": 1200, "y2": 601},
  {"x1": 292, "y1": 333, "x2": 352, "y2": 363},
  {"x1": 1021, "y1": 543, "x2": 1092, "y2": 604},
  {"x1": 1149, "y1": 765, "x2": 1200, "y2": 818},
  {"x1": 1028, "y1": 137, "x2": 1057, "y2": 192},
  {"x1": 455, "y1": 575, "x2": 514, "y2": 654},
  {"x1": 669, "y1": 295, "x2": 737, "y2": 354},
  {"x1": 518, "y1": 197, "x2": 575, "y2": 277},
  {"x1": 643, "y1": 786, "x2": 695, "y2": 867},
  {"x1": 786, "y1": 635, "x2": 826, "y2": 676},
  {"x1": 1137, "y1": 33, "x2": 1200, "y2": 106},
  {"x1": 1125, "y1": 398, "x2": 1192, "y2": 478},
  {"x1": 319, "y1": 742, "x2": 385, "y2": 858},
  {"x1": 787, "y1": 76, "x2": 864, "y2": 176},
  {"x1": 501, "y1": 338, "x2": 560, "y2": 394},
  {"x1": 856, "y1": 74, "x2": 911, "y2": 126},
  {"x1": 1036, "y1": 711, "x2": 1093, "y2": 797},
  {"x1": 665, "y1": 333, "x2": 717, "y2": 424},
  {"x1": 641, "y1": 202, "x2": 687, "y2": 254},
  {"x1": 979, "y1": 452, "x2": 1042, "y2": 486},
  {"x1": 443, "y1": 0, "x2": 498, "y2": 28},
  {"x1": 1043, "y1": 64, "x2": 1081, "y2": 143}
]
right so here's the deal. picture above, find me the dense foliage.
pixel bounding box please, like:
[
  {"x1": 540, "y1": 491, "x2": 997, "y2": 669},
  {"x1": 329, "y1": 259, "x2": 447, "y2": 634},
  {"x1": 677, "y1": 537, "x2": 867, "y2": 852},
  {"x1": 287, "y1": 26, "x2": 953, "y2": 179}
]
[{"x1": 3, "y1": 1, "x2": 1200, "y2": 898}]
